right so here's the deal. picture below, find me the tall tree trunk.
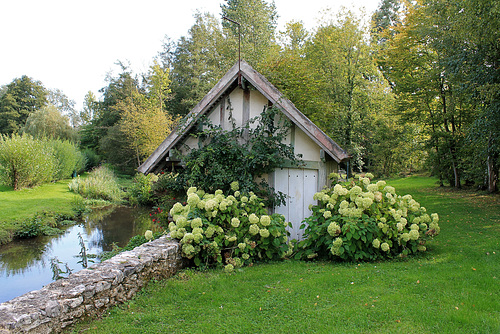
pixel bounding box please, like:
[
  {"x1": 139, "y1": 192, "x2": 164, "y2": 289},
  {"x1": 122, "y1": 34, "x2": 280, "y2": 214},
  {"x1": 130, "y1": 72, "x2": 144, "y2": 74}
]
[
  {"x1": 450, "y1": 148, "x2": 460, "y2": 188},
  {"x1": 13, "y1": 167, "x2": 18, "y2": 190},
  {"x1": 487, "y1": 134, "x2": 497, "y2": 192}
]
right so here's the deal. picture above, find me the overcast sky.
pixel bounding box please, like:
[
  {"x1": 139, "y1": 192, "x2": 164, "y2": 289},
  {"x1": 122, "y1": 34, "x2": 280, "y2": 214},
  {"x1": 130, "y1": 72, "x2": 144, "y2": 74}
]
[{"x1": 0, "y1": 0, "x2": 380, "y2": 109}]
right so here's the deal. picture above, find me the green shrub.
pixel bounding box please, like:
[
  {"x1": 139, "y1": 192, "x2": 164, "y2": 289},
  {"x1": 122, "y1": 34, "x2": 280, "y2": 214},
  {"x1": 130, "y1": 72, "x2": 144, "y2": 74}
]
[
  {"x1": 296, "y1": 173, "x2": 441, "y2": 261},
  {"x1": 128, "y1": 173, "x2": 159, "y2": 206},
  {"x1": 13, "y1": 212, "x2": 66, "y2": 239},
  {"x1": 81, "y1": 148, "x2": 101, "y2": 171},
  {"x1": 164, "y1": 182, "x2": 291, "y2": 271},
  {"x1": 0, "y1": 134, "x2": 58, "y2": 189},
  {"x1": 49, "y1": 139, "x2": 85, "y2": 180},
  {"x1": 68, "y1": 166, "x2": 124, "y2": 202},
  {"x1": 14, "y1": 217, "x2": 44, "y2": 238}
]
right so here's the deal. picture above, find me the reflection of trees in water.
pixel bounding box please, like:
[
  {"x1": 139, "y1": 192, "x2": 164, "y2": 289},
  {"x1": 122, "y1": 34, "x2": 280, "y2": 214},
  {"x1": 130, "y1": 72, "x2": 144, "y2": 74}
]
[
  {"x1": 0, "y1": 241, "x2": 47, "y2": 276},
  {"x1": 0, "y1": 229, "x2": 71, "y2": 276},
  {"x1": 82, "y1": 206, "x2": 116, "y2": 235},
  {"x1": 0, "y1": 206, "x2": 153, "y2": 277},
  {"x1": 84, "y1": 206, "x2": 153, "y2": 251}
]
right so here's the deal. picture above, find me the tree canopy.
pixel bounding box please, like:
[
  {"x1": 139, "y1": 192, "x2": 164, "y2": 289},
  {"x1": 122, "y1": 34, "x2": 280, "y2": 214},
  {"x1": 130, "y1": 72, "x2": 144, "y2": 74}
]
[{"x1": 2, "y1": 0, "x2": 497, "y2": 190}]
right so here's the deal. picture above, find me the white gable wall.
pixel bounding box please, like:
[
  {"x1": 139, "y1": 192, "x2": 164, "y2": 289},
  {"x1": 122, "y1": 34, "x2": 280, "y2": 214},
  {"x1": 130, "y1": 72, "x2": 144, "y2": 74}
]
[
  {"x1": 249, "y1": 89, "x2": 268, "y2": 125},
  {"x1": 294, "y1": 126, "x2": 321, "y2": 162},
  {"x1": 226, "y1": 89, "x2": 244, "y2": 129}
]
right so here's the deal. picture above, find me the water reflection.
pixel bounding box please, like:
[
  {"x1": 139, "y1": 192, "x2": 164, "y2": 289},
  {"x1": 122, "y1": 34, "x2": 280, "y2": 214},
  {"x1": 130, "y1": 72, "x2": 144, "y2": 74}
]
[{"x1": 0, "y1": 206, "x2": 153, "y2": 303}]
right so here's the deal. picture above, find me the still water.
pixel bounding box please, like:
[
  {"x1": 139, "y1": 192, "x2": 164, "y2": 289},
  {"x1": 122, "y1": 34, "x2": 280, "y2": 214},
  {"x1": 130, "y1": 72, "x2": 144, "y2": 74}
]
[{"x1": 0, "y1": 206, "x2": 153, "y2": 303}]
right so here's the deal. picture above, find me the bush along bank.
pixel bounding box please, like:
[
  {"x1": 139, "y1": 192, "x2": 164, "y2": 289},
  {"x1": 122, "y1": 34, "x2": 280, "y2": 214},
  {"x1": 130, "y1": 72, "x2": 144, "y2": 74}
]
[
  {"x1": 0, "y1": 134, "x2": 84, "y2": 190},
  {"x1": 0, "y1": 211, "x2": 79, "y2": 246}
]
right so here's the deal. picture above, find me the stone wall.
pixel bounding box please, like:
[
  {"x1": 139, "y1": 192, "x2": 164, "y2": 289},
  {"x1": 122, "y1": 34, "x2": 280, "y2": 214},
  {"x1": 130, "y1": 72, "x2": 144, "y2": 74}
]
[{"x1": 0, "y1": 236, "x2": 183, "y2": 333}]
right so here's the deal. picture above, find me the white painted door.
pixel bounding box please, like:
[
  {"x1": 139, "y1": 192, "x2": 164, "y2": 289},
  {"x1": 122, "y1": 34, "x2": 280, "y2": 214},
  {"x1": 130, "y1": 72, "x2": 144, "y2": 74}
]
[{"x1": 274, "y1": 168, "x2": 318, "y2": 241}]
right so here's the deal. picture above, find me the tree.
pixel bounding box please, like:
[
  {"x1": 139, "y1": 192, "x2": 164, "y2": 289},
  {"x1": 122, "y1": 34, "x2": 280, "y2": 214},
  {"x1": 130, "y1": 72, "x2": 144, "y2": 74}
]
[
  {"x1": 261, "y1": 21, "x2": 326, "y2": 123},
  {"x1": 376, "y1": 0, "x2": 494, "y2": 188},
  {"x1": 305, "y1": 9, "x2": 381, "y2": 171},
  {"x1": 79, "y1": 62, "x2": 141, "y2": 168},
  {"x1": 423, "y1": 0, "x2": 500, "y2": 191},
  {"x1": 221, "y1": 0, "x2": 279, "y2": 67},
  {"x1": 80, "y1": 61, "x2": 177, "y2": 171},
  {"x1": 98, "y1": 61, "x2": 141, "y2": 128},
  {"x1": 371, "y1": 0, "x2": 402, "y2": 45},
  {"x1": 167, "y1": 12, "x2": 231, "y2": 116},
  {"x1": 118, "y1": 91, "x2": 178, "y2": 166},
  {"x1": 80, "y1": 91, "x2": 99, "y2": 126},
  {"x1": 145, "y1": 60, "x2": 171, "y2": 112},
  {"x1": 119, "y1": 62, "x2": 177, "y2": 165},
  {"x1": 23, "y1": 105, "x2": 75, "y2": 141},
  {"x1": 0, "y1": 76, "x2": 48, "y2": 134},
  {"x1": 48, "y1": 88, "x2": 79, "y2": 128}
]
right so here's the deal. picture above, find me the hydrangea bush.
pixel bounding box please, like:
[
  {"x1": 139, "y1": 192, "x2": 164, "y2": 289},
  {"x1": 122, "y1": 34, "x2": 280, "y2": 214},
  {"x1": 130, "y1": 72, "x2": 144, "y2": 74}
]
[
  {"x1": 296, "y1": 173, "x2": 440, "y2": 261},
  {"x1": 165, "y1": 182, "x2": 291, "y2": 271}
]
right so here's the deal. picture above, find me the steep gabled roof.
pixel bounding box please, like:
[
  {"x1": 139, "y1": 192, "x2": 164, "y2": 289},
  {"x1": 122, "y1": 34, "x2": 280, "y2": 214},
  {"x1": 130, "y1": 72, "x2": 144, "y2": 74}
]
[{"x1": 138, "y1": 61, "x2": 349, "y2": 174}]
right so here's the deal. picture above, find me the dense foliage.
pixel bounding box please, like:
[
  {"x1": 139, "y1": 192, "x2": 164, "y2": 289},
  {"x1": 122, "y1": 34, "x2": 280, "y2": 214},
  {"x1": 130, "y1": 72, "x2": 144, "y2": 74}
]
[
  {"x1": 22, "y1": 105, "x2": 75, "y2": 141},
  {"x1": 13, "y1": 212, "x2": 74, "y2": 239},
  {"x1": 297, "y1": 173, "x2": 440, "y2": 261},
  {"x1": 127, "y1": 173, "x2": 159, "y2": 206},
  {"x1": 68, "y1": 166, "x2": 124, "y2": 202},
  {"x1": 165, "y1": 183, "x2": 291, "y2": 271},
  {"x1": 49, "y1": 139, "x2": 85, "y2": 180},
  {"x1": 2, "y1": 0, "x2": 497, "y2": 190},
  {"x1": 373, "y1": 0, "x2": 499, "y2": 190},
  {"x1": 0, "y1": 76, "x2": 48, "y2": 135},
  {"x1": 0, "y1": 134, "x2": 56, "y2": 189},
  {"x1": 0, "y1": 134, "x2": 83, "y2": 189},
  {"x1": 155, "y1": 107, "x2": 301, "y2": 207},
  {"x1": 78, "y1": 62, "x2": 177, "y2": 173}
]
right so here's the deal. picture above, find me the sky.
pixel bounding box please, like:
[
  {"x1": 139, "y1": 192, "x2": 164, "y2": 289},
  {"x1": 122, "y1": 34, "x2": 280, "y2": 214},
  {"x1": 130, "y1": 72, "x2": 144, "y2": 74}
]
[{"x1": 0, "y1": 0, "x2": 380, "y2": 110}]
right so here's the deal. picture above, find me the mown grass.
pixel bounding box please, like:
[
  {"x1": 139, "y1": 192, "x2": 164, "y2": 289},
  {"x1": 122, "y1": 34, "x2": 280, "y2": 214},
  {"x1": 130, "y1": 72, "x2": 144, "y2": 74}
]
[
  {"x1": 71, "y1": 176, "x2": 499, "y2": 333},
  {"x1": 0, "y1": 179, "x2": 79, "y2": 222},
  {"x1": 0, "y1": 179, "x2": 81, "y2": 244}
]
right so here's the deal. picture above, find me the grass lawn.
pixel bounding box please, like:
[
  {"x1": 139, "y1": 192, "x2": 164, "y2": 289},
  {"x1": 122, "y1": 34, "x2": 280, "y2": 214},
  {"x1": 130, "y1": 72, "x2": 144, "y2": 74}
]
[
  {"x1": 71, "y1": 176, "x2": 499, "y2": 333},
  {"x1": 0, "y1": 179, "x2": 80, "y2": 244},
  {"x1": 0, "y1": 179, "x2": 79, "y2": 221}
]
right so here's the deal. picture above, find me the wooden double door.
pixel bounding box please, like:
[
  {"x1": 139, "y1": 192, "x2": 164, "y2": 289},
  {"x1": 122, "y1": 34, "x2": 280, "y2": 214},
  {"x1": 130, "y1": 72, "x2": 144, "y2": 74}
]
[{"x1": 274, "y1": 168, "x2": 318, "y2": 241}]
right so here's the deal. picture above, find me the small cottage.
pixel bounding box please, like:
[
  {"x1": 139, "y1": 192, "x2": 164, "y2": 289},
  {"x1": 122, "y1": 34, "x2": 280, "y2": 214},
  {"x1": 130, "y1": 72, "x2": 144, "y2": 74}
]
[{"x1": 138, "y1": 61, "x2": 349, "y2": 240}]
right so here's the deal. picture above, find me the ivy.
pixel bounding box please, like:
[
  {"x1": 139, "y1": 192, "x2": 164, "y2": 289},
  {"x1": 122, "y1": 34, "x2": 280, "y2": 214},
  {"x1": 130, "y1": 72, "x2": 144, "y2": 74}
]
[{"x1": 156, "y1": 106, "x2": 302, "y2": 207}]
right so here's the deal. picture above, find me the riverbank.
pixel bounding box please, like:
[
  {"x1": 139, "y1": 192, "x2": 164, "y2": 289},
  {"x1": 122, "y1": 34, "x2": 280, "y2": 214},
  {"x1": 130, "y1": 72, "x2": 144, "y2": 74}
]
[
  {"x1": 0, "y1": 171, "x2": 133, "y2": 246},
  {"x1": 0, "y1": 180, "x2": 82, "y2": 245}
]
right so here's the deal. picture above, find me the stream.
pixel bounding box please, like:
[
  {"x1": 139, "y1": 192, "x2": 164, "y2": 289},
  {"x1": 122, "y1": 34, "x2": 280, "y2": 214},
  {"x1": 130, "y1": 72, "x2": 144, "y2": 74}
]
[{"x1": 0, "y1": 206, "x2": 154, "y2": 303}]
